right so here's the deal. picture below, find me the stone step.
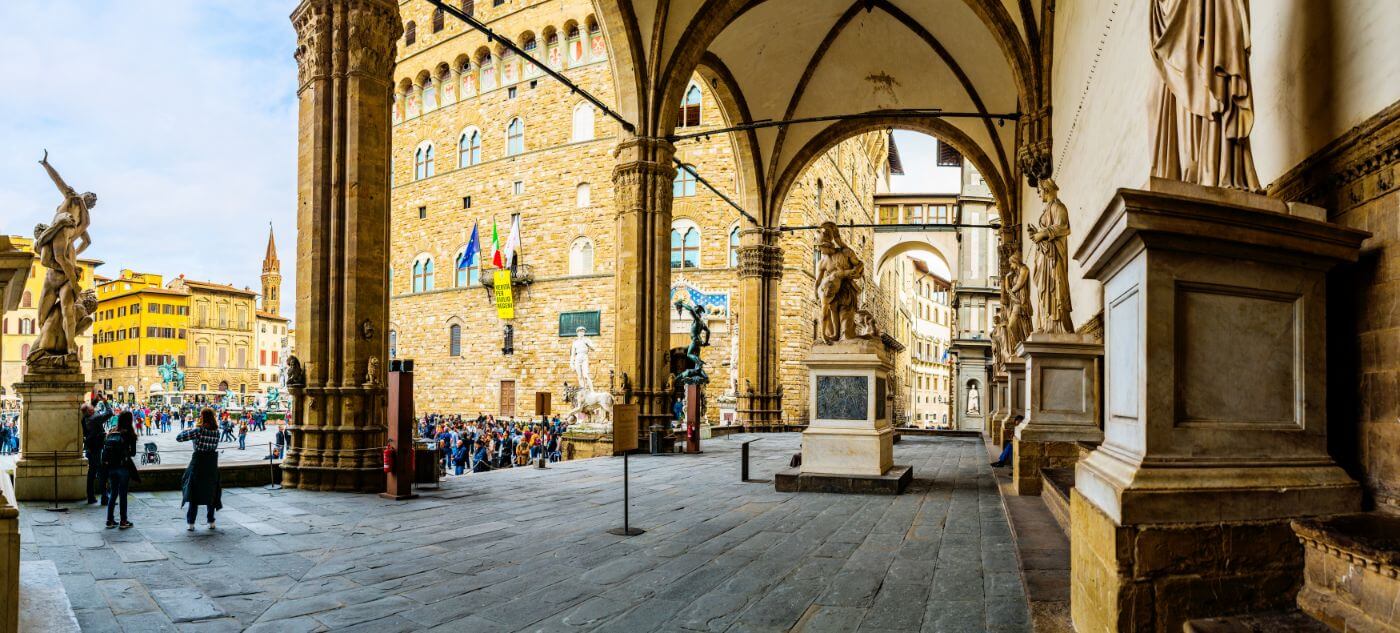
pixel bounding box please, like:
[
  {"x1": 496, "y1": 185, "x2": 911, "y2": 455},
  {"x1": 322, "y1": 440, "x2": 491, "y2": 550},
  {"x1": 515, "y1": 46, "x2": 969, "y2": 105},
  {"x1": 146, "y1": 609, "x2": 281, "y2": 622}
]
[
  {"x1": 1183, "y1": 609, "x2": 1333, "y2": 633},
  {"x1": 1039, "y1": 467, "x2": 1073, "y2": 537},
  {"x1": 19, "y1": 560, "x2": 79, "y2": 633}
]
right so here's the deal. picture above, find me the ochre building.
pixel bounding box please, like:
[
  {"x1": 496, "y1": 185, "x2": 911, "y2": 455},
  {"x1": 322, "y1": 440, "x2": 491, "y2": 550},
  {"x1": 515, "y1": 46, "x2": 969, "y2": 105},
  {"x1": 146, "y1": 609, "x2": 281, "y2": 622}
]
[{"x1": 92, "y1": 270, "x2": 190, "y2": 404}]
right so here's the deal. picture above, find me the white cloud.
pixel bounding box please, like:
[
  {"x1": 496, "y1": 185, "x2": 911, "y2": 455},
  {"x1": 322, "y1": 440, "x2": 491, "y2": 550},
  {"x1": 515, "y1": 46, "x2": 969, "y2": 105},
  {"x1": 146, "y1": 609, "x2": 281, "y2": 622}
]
[
  {"x1": 888, "y1": 130, "x2": 962, "y2": 194},
  {"x1": 0, "y1": 1, "x2": 298, "y2": 312}
]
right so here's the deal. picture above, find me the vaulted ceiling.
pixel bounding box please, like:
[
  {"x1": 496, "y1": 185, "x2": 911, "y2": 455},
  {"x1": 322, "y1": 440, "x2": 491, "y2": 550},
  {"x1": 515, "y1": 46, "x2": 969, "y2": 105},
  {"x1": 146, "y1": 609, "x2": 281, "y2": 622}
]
[{"x1": 594, "y1": 0, "x2": 1046, "y2": 224}]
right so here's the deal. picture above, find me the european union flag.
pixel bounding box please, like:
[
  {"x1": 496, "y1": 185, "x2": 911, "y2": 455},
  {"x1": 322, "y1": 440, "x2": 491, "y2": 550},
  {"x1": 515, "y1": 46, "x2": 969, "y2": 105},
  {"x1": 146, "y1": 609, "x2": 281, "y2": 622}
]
[{"x1": 459, "y1": 222, "x2": 480, "y2": 269}]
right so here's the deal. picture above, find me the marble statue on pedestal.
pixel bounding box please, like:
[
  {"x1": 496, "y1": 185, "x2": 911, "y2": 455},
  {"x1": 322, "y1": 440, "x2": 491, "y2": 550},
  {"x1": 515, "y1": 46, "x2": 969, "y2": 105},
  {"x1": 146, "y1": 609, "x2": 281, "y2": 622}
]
[
  {"x1": 1027, "y1": 179, "x2": 1075, "y2": 334},
  {"x1": 27, "y1": 152, "x2": 98, "y2": 370},
  {"x1": 990, "y1": 311, "x2": 1008, "y2": 375},
  {"x1": 1005, "y1": 250, "x2": 1033, "y2": 352},
  {"x1": 569, "y1": 326, "x2": 597, "y2": 391},
  {"x1": 1150, "y1": 0, "x2": 1260, "y2": 191},
  {"x1": 815, "y1": 222, "x2": 864, "y2": 344},
  {"x1": 966, "y1": 382, "x2": 981, "y2": 415}
]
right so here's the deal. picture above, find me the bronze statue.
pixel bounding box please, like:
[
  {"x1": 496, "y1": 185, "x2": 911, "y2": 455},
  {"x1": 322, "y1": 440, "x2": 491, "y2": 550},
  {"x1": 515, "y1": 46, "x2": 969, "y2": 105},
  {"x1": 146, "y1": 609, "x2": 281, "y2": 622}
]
[
  {"x1": 815, "y1": 222, "x2": 864, "y2": 343},
  {"x1": 674, "y1": 299, "x2": 710, "y2": 385},
  {"x1": 28, "y1": 151, "x2": 98, "y2": 369},
  {"x1": 1027, "y1": 179, "x2": 1074, "y2": 334},
  {"x1": 286, "y1": 355, "x2": 306, "y2": 387}
]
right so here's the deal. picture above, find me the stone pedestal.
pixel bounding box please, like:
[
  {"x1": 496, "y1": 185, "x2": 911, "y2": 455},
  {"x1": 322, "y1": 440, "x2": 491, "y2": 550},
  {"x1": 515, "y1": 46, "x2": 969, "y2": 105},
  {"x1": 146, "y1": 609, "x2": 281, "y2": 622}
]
[
  {"x1": 1012, "y1": 333, "x2": 1103, "y2": 495},
  {"x1": 1069, "y1": 180, "x2": 1367, "y2": 633},
  {"x1": 1292, "y1": 514, "x2": 1400, "y2": 633},
  {"x1": 12, "y1": 369, "x2": 90, "y2": 501},
  {"x1": 1, "y1": 468, "x2": 18, "y2": 633},
  {"x1": 776, "y1": 339, "x2": 911, "y2": 494},
  {"x1": 999, "y1": 358, "x2": 1026, "y2": 445},
  {"x1": 990, "y1": 372, "x2": 1009, "y2": 444}
]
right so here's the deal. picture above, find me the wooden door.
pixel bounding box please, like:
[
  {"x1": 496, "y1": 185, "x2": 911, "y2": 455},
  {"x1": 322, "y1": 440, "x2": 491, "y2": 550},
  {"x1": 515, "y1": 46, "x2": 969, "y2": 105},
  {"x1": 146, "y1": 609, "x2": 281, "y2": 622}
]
[{"x1": 500, "y1": 380, "x2": 516, "y2": 418}]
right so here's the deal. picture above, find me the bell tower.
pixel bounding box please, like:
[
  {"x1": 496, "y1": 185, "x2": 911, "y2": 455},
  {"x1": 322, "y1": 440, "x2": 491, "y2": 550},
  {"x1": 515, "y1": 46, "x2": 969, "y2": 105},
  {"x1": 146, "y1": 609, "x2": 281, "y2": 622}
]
[{"x1": 261, "y1": 225, "x2": 281, "y2": 316}]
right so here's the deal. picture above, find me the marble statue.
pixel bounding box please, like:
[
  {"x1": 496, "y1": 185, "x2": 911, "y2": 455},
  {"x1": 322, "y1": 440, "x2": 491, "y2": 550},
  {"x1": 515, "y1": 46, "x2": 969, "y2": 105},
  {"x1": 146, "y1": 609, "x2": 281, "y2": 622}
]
[
  {"x1": 990, "y1": 311, "x2": 1007, "y2": 375},
  {"x1": 674, "y1": 299, "x2": 710, "y2": 386},
  {"x1": 815, "y1": 221, "x2": 864, "y2": 344},
  {"x1": 727, "y1": 310, "x2": 740, "y2": 396},
  {"x1": 853, "y1": 309, "x2": 879, "y2": 339},
  {"x1": 1150, "y1": 0, "x2": 1259, "y2": 191},
  {"x1": 27, "y1": 151, "x2": 98, "y2": 369},
  {"x1": 565, "y1": 388, "x2": 614, "y2": 429},
  {"x1": 364, "y1": 356, "x2": 380, "y2": 387},
  {"x1": 1027, "y1": 179, "x2": 1075, "y2": 334},
  {"x1": 966, "y1": 382, "x2": 981, "y2": 415},
  {"x1": 1005, "y1": 250, "x2": 1033, "y2": 352},
  {"x1": 569, "y1": 326, "x2": 597, "y2": 391}
]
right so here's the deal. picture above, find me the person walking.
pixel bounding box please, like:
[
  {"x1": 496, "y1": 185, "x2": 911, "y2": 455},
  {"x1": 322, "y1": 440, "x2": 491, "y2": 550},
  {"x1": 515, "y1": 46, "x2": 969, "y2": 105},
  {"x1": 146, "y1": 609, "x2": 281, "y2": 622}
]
[
  {"x1": 237, "y1": 419, "x2": 248, "y2": 450},
  {"x1": 101, "y1": 412, "x2": 140, "y2": 529},
  {"x1": 176, "y1": 408, "x2": 223, "y2": 531},
  {"x1": 82, "y1": 400, "x2": 114, "y2": 505},
  {"x1": 452, "y1": 439, "x2": 470, "y2": 476}
]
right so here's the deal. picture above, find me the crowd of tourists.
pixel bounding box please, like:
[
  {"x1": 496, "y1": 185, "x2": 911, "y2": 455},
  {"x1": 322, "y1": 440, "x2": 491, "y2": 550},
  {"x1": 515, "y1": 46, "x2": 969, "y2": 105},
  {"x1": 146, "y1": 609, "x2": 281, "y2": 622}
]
[
  {"x1": 80, "y1": 396, "x2": 225, "y2": 531},
  {"x1": 0, "y1": 413, "x2": 19, "y2": 454},
  {"x1": 418, "y1": 413, "x2": 570, "y2": 475}
]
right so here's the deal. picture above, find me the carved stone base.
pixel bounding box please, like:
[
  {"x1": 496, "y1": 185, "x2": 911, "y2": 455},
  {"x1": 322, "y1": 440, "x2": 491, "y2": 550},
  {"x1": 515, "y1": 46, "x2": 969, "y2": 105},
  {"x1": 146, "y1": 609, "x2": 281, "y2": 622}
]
[
  {"x1": 279, "y1": 385, "x2": 386, "y2": 493},
  {"x1": 799, "y1": 340, "x2": 898, "y2": 480},
  {"x1": 1012, "y1": 333, "x2": 1103, "y2": 495},
  {"x1": 13, "y1": 372, "x2": 90, "y2": 502}
]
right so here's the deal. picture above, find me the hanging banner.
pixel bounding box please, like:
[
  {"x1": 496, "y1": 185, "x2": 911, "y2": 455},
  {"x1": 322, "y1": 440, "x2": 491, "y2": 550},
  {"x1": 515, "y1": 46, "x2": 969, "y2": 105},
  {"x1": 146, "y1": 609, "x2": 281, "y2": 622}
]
[{"x1": 494, "y1": 270, "x2": 515, "y2": 319}]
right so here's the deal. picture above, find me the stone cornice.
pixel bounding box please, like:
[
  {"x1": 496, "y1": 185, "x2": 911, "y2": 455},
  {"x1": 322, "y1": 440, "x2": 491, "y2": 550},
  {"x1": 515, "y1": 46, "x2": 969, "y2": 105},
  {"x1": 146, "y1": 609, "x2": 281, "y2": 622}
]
[{"x1": 1268, "y1": 99, "x2": 1400, "y2": 217}]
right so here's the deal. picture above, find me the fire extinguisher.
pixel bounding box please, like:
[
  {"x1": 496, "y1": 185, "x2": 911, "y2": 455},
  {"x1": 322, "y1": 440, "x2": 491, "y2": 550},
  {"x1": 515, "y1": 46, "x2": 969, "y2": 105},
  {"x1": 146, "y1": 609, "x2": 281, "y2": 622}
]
[{"x1": 382, "y1": 442, "x2": 394, "y2": 473}]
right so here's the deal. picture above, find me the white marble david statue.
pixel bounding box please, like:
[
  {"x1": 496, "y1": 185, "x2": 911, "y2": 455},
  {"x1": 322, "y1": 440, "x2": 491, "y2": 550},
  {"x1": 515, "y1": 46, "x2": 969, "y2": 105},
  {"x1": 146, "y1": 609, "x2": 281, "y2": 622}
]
[{"x1": 569, "y1": 326, "x2": 597, "y2": 391}]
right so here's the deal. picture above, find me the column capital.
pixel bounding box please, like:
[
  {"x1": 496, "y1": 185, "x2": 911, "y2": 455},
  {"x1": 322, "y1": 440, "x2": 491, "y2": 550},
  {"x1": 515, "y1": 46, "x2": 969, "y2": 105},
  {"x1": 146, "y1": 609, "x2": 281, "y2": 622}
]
[
  {"x1": 612, "y1": 135, "x2": 676, "y2": 167},
  {"x1": 737, "y1": 244, "x2": 783, "y2": 279}
]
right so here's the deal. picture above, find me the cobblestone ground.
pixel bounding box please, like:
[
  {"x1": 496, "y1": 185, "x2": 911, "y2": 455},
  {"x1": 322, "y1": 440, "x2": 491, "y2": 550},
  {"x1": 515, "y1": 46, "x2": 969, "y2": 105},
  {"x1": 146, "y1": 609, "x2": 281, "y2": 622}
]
[{"x1": 20, "y1": 433, "x2": 1030, "y2": 632}]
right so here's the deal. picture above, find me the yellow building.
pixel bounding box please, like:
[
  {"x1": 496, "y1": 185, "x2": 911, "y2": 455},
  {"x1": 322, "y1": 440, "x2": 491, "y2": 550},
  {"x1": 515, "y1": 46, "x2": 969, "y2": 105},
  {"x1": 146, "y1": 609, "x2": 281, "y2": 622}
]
[
  {"x1": 0, "y1": 235, "x2": 102, "y2": 398},
  {"x1": 92, "y1": 270, "x2": 191, "y2": 404},
  {"x1": 167, "y1": 276, "x2": 259, "y2": 404}
]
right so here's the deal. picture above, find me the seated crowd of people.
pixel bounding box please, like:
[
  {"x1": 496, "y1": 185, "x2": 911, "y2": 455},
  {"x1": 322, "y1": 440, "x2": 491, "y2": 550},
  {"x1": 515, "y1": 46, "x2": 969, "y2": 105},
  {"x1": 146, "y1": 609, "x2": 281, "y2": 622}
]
[{"x1": 418, "y1": 413, "x2": 570, "y2": 475}]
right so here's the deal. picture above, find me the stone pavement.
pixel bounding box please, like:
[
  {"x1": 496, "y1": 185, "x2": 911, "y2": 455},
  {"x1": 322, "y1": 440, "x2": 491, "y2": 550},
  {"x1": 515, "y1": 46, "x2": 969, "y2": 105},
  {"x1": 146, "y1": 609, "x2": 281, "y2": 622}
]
[
  {"x1": 0, "y1": 428, "x2": 282, "y2": 475},
  {"x1": 19, "y1": 433, "x2": 1031, "y2": 632}
]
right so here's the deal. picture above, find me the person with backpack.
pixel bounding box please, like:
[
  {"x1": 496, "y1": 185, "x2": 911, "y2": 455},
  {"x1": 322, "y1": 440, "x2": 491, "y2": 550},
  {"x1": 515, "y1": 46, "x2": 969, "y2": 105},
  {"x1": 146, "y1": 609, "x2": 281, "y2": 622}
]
[
  {"x1": 82, "y1": 400, "x2": 115, "y2": 505},
  {"x1": 176, "y1": 408, "x2": 223, "y2": 531},
  {"x1": 102, "y1": 412, "x2": 140, "y2": 529}
]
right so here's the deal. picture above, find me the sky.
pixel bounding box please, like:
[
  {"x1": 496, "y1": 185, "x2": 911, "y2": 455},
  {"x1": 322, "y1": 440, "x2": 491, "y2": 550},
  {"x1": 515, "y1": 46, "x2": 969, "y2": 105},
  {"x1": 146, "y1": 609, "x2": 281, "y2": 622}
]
[
  {"x1": 886, "y1": 130, "x2": 962, "y2": 194},
  {"x1": 0, "y1": 1, "x2": 299, "y2": 302}
]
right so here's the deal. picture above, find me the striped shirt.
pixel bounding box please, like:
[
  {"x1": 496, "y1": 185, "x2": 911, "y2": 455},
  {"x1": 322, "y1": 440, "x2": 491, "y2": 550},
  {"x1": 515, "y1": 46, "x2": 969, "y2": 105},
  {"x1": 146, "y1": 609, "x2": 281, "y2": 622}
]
[{"x1": 176, "y1": 427, "x2": 221, "y2": 453}]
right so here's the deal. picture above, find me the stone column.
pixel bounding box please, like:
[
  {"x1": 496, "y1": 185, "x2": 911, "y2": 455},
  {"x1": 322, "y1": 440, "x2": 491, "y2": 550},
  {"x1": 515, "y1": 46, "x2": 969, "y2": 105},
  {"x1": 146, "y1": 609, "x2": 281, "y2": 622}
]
[
  {"x1": 737, "y1": 227, "x2": 783, "y2": 428},
  {"x1": 1011, "y1": 333, "x2": 1103, "y2": 495},
  {"x1": 612, "y1": 136, "x2": 676, "y2": 432},
  {"x1": 1069, "y1": 180, "x2": 1366, "y2": 632},
  {"x1": 282, "y1": 0, "x2": 400, "y2": 492},
  {"x1": 990, "y1": 371, "x2": 1009, "y2": 443},
  {"x1": 1001, "y1": 357, "x2": 1026, "y2": 444}
]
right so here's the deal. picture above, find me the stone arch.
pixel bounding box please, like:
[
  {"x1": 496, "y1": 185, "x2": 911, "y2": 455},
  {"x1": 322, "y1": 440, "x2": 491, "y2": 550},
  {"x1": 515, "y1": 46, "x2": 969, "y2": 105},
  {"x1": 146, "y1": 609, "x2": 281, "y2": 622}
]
[{"x1": 875, "y1": 240, "x2": 958, "y2": 285}]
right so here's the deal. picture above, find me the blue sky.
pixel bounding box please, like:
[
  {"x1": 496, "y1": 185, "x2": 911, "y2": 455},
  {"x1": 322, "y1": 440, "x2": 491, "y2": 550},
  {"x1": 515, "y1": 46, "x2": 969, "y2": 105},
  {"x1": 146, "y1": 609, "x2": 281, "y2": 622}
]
[
  {"x1": 0, "y1": 1, "x2": 299, "y2": 299},
  {"x1": 887, "y1": 130, "x2": 962, "y2": 194}
]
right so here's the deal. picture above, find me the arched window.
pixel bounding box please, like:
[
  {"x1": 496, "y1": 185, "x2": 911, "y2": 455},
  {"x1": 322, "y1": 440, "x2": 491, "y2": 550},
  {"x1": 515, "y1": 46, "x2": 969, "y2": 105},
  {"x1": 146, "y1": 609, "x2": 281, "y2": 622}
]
[
  {"x1": 412, "y1": 257, "x2": 435, "y2": 293},
  {"x1": 414, "y1": 142, "x2": 435, "y2": 180},
  {"x1": 20, "y1": 291, "x2": 31, "y2": 308},
  {"x1": 389, "y1": 330, "x2": 398, "y2": 359},
  {"x1": 679, "y1": 84, "x2": 702, "y2": 128},
  {"x1": 506, "y1": 118, "x2": 524, "y2": 156},
  {"x1": 576, "y1": 183, "x2": 591, "y2": 208},
  {"x1": 569, "y1": 237, "x2": 594, "y2": 276},
  {"x1": 405, "y1": 21, "x2": 417, "y2": 45},
  {"x1": 459, "y1": 129, "x2": 481, "y2": 166},
  {"x1": 449, "y1": 324, "x2": 462, "y2": 357},
  {"x1": 815, "y1": 179, "x2": 824, "y2": 209},
  {"x1": 728, "y1": 226, "x2": 741, "y2": 268},
  {"x1": 571, "y1": 103, "x2": 595, "y2": 142},
  {"x1": 432, "y1": 7, "x2": 445, "y2": 32},
  {"x1": 670, "y1": 221, "x2": 700, "y2": 269},
  {"x1": 673, "y1": 164, "x2": 697, "y2": 197},
  {"x1": 424, "y1": 259, "x2": 435, "y2": 291}
]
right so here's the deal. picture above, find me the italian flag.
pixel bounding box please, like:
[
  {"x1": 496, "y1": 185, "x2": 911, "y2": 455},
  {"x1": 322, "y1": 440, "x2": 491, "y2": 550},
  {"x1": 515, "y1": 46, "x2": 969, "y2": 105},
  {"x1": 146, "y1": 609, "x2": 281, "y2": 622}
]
[{"x1": 491, "y1": 218, "x2": 503, "y2": 268}]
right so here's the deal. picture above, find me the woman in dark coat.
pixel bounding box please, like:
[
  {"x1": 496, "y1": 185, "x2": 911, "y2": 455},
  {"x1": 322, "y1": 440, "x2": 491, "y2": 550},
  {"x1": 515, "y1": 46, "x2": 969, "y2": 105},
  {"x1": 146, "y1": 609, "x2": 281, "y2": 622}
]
[
  {"x1": 176, "y1": 407, "x2": 223, "y2": 530},
  {"x1": 102, "y1": 412, "x2": 139, "y2": 529}
]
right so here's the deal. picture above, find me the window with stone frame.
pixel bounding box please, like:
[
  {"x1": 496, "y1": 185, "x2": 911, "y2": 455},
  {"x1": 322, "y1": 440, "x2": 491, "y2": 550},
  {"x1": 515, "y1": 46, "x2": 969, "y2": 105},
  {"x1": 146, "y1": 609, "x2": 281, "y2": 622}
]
[
  {"x1": 460, "y1": 0, "x2": 474, "y2": 17},
  {"x1": 569, "y1": 237, "x2": 595, "y2": 276},
  {"x1": 414, "y1": 142, "x2": 435, "y2": 179},
  {"x1": 572, "y1": 103, "x2": 595, "y2": 142},
  {"x1": 405, "y1": 21, "x2": 416, "y2": 45},
  {"x1": 670, "y1": 220, "x2": 700, "y2": 269},
  {"x1": 729, "y1": 226, "x2": 741, "y2": 268},
  {"x1": 506, "y1": 118, "x2": 524, "y2": 155},
  {"x1": 576, "y1": 182, "x2": 591, "y2": 208},
  {"x1": 459, "y1": 129, "x2": 481, "y2": 166},
  {"x1": 432, "y1": 8, "x2": 444, "y2": 32},
  {"x1": 449, "y1": 324, "x2": 462, "y2": 356},
  {"x1": 679, "y1": 84, "x2": 702, "y2": 128},
  {"x1": 673, "y1": 164, "x2": 697, "y2": 197}
]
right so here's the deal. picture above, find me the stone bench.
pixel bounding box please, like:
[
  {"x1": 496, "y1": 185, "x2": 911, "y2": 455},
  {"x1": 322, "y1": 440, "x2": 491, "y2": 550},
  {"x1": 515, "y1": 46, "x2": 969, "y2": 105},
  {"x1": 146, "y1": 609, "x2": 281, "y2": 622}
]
[{"x1": 1292, "y1": 513, "x2": 1400, "y2": 632}]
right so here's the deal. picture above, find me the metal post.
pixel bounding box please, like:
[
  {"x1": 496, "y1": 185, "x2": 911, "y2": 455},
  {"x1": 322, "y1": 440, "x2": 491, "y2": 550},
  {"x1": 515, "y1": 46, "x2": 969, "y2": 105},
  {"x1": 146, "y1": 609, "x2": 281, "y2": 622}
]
[
  {"x1": 606, "y1": 451, "x2": 645, "y2": 536},
  {"x1": 742, "y1": 441, "x2": 749, "y2": 482},
  {"x1": 45, "y1": 450, "x2": 67, "y2": 513},
  {"x1": 264, "y1": 442, "x2": 281, "y2": 490}
]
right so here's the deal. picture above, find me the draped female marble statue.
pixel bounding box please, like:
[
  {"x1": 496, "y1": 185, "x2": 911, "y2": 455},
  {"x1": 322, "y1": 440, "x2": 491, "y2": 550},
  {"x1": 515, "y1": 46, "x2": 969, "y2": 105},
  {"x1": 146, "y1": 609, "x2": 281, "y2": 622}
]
[
  {"x1": 1005, "y1": 250, "x2": 1033, "y2": 351},
  {"x1": 990, "y1": 311, "x2": 1007, "y2": 375},
  {"x1": 815, "y1": 221, "x2": 864, "y2": 344},
  {"x1": 28, "y1": 151, "x2": 98, "y2": 369},
  {"x1": 1150, "y1": 0, "x2": 1260, "y2": 191},
  {"x1": 1027, "y1": 179, "x2": 1075, "y2": 334}
]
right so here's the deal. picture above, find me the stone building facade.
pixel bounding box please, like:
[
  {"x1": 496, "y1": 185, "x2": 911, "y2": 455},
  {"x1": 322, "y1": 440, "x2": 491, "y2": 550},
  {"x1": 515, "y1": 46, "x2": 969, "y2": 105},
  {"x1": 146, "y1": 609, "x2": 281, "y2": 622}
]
[
  {"x1": 92, "y1": 271, "x2": 190, "y2": 403},
  {"x1": 168, "y1": 277, "x2": 259, "y2": 404},
  {"x1": 387, "y1": 0, "x2": 886, "y2": 422}
]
